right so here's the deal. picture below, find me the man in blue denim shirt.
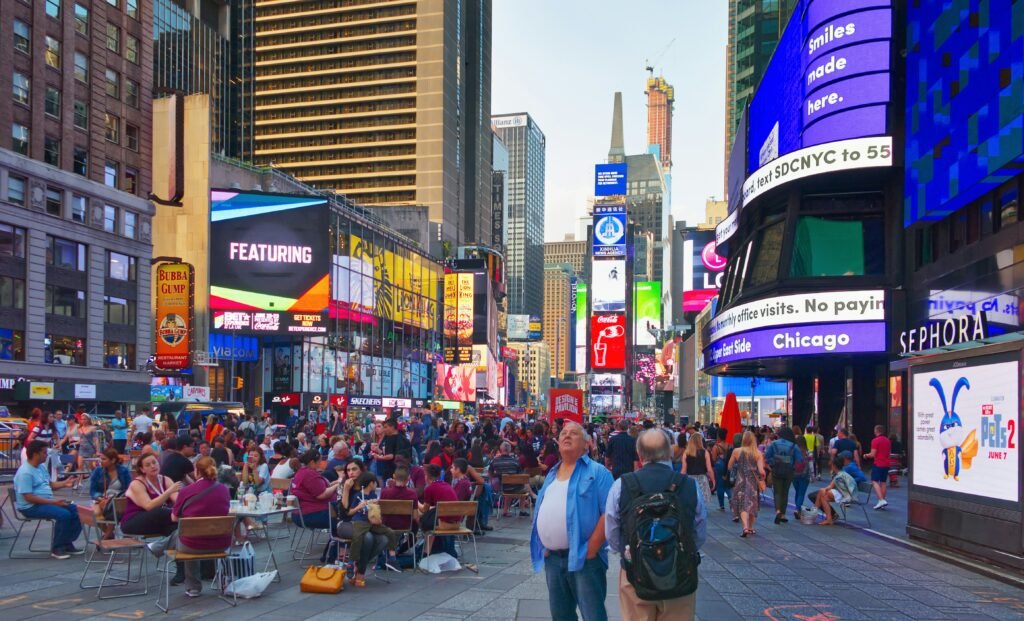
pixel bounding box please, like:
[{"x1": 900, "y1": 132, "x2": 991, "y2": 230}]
[{"x1": 531, "y1": 422, "x2": 614, "y2": 621}]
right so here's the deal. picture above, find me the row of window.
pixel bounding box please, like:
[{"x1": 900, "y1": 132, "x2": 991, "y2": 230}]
[
  {"x1": 4, "y1": 173, "x2": 141, "y2": 238},
  {"x1": 0, "y1": 330, "x2": 136, "y2": 368},
  {"x1": 916, "y1": 177, "x2": 1021, "y2": 268},
  {"x1": 257, "y1": 35, "x2": 416, "y2": 65},
  {"x1": 254, "y1": 0, "x2": 405, "y2": 20},
  {"x1": 254, "y1": 7, "x2": 416, "y2": 35},
  {"x1": 11, "y1": 123, "x2": 140, "y2": 194},
  {"x1": 255, "y1": 67, "x2": 415, "y2": 94},
  {"x1": 250, "y1": 84, "x2": 415, "y2": 109},
  {"x1": 257, "y1": 52, "x2": 416, "y2": 79},
  {"x1": 254, "y1": 129, "x2": 417, "y2": 153}
]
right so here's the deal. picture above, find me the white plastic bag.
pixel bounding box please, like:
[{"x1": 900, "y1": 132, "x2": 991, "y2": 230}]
[
  {"x1": 227, "y1": 541, "x2": 256, "y2": 579},
  {"x1": 418, "y1": 552, "x2": 462, "y2": 574},
  {"x1": 224, "y1": 571, "x2": 277, "y2": 599}
]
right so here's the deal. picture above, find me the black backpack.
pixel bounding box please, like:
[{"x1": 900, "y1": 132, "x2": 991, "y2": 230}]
[
  {"x1": 619, "y1": 470, "x2": 700, "y2": 601},
  {"x1": 771, "y1": 441, "x2": 795, "y2": 479}
]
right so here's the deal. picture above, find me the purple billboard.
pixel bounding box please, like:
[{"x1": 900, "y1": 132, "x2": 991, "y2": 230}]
[{"x1": 704, "y1": 321, "x2": 887, "y2": 367}]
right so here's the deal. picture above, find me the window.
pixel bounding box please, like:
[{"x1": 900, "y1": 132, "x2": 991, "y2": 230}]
[
  {"x1": 0, "y1": 277, "x2": 26, "y2": 310},
  {"x1": 43, "y1": 136, "x2": 60, "y2": 166},
  {"x1": 45, "y1": 187, "x2": 62, "y2": 216},
  {"x1": 44, "y1": 36, "x2": 61, "y2": 69},
  {"x1": 46, "y1": 335, "x2": 86, "y2": 366},
  {"x1": 13, "y1": 20, "x2": 30, "y2": 54},
  {"x1": 46, "y1": 286, "x2": 86, "y2": 317},
  {"x1": 124, "y1": 168, "x2": 138, "y2": 196},
  {"x1": 103, "y1": 205, "x2": 118, "y2": 232},
  {"x1": 107, "y1": 252, "x2": 137, "y2": 281},
  {"x1": 126, "y1": 35, "x2": 139, "y2": 63},
  {"x1": 74, "y1": 4, "x2": 89, "y2": 35},
  {"x1": 106, "y1": 0, "x2": 119, "y2": 6},
  {"x1": 104, "y1": 162, "x2": 118, "y2": 188},
  {"x1": 747, "y1": 220, "x2": 785, "y2": 288},
  {"x1": 127, "y1": 0, "x2": 138, "y2": 19},
  {"x1": 104, "y1": 296, "x2": 135, "y2": 325},
  {"x1": 46, "y1": 0, "x2": 61, "y2": 18},
  {"x1": 126, "y1": 124, "x2": 139, "y2": 151},
  {"x1": 790, "y1": 215, "x2": 885, "y2": 278},
  {"x1": 106, "y1": 24, "x2": 120, "y2": 53},
  {"x1": 6, "y1": 178, "x2": 26, "y2": 207},
  {"x1": 105, "y1": 69, "x2": 119, "y2": 98},
  {"x1": 998, "y1": 182, "x2": 1018, "y2": 231},
  {"x1": 71, "y1": 195, "x2": 86, "y2": 223},
  {"x1": 125, "y1": 80, "x2": 139, "y2": 108},
  {"x1": 104, "y1": 114, "x2": 119, "y2": 143},
  {"x1": 74, "y1": 53, "x2": 88, "y2": 82},
  {"x1": 0, "y1": 224, "x2": 26, "y2": 257},
  {"x1": 47, "y1": 237, "x2": 87, "y2": 271},
  {"x1": 123, "y1": 210, "x2": 137, "y2": 237},
  {"x1": 11, "y1": 123, "x2": 29, "y2": 155},
  {"x1": 12, "y1": 72, "x2": 29, "y2": 105},
  {"x1": 0, "y1": 330, "x2": 25, "y2": 361},
  {"x1": 104, "y1": 342, "x2": 135, "y2": 370},
  {"x1": 44, "y1": 86, "x2": 60, "y2": 117},
  {"x1": 73, "y1": 147, "x2": 87, "y2": 176},
  {"x1": 73, "y1": 100, "x2": 88, "y2": 129}
]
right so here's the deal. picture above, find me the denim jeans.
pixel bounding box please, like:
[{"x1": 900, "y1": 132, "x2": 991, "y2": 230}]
[
  {"x1": 773, "y1": 476, "x2": 793, "y2": 514},
  {"x1": 792, "y1": 476, "x2": 810, "y2": 511},
  {"x1": 477, "y1": 484, "x2": 492, "y2": 527},
  {"x1": 292, "y1": 509, "x2": 331, "y2": 531},
  {"x1": 543, "y1": 553, "x2": 608, "y2": 621},
  {"x1": 22, "y1": 502, "x2": 83, "y2": 551},
  {"x1": 714, "y1": 470, "x2": 728, "y2": 510}
]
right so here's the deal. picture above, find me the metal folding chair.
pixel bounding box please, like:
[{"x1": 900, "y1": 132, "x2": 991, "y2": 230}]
[
  {"x1": 78, "y1": 504, "x2": 149, "y2": 599},
  {"x1": 421, "y1": 501, "x2": 479, "y2": 573},
  {"x1": 5, "y1": 487, "x2": 55, "y2": 558},
  {"x1": 289, "y1": 497, "x2": 329, "y2": 561},
  {"x1": 498, "y1": 474, "x2": 533, "y2": 520},
  {"x1": 377, "y1": 499, "x2": 416, "y2": 576},
  {"x1": 156, "y1": 516, "x2": 237, "y2": 613}
]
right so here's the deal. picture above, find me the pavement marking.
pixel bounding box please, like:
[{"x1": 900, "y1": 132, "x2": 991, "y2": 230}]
[
  {"x1": 0, "y1": 595, "x2": 28, "y2": 607},
  {"x1": 764, "y1": 603, "x2": 840, "y2": 621},
  {"x1": 972, "y1": 589, "x2": 1024, "y2": 612}
]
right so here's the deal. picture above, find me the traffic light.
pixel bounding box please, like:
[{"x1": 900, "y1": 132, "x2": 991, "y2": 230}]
[
  {"x1": 234, "y1": 376, "x2": 244, "y2": 390},
  {"x1": 254, "y1": 396, "x2": 261, "y2": 408}
]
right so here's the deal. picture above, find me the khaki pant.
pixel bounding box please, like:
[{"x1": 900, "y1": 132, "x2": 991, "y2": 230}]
[{"x1": 618, "y1": 569, "x2": 695, "y2": 621}]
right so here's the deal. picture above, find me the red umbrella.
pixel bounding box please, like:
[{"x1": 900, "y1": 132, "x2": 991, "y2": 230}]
[{"x1": 719, "y1": 392, "x2": 743, "y2": 442}]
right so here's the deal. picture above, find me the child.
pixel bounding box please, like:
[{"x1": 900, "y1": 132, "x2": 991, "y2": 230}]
[{"x1": 347, "y1": 472, "x2": 397, "y2": 587}]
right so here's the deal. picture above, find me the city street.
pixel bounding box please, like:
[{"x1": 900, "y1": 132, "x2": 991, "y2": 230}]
[{"x1": 1, "y1": 485, "x2": 1022, "y2": 621}]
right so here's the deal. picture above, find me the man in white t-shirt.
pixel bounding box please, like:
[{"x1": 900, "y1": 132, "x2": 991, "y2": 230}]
[{"x1": 132, "y1": 412, "x2": 153, "y2": 437}]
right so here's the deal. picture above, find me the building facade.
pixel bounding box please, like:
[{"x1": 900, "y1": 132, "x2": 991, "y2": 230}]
[
  {"x1": 625, "y1": 153, "x2": 668, "y2": 281},
  {"x1": 491, "y1": 132, "x2": 508, "y2": 253},
  {"x1": 243, "y1": 0, "x2": 492, "y2": 246},
  {"x1": 544, "y1": 236, "x2": 586, "y2": 277},
  {"x1": 542, "y1": 263, "x2": 573, "y2": 382},
  {"x1": 493, "y1": 113, "x2": 545, "y2": 317},
  {"x1": 645, "y1": 75, "x2": 674, "y2": 173},
  {"x1": 506, "y1": 340, "x2": 549, "y2": 408}
]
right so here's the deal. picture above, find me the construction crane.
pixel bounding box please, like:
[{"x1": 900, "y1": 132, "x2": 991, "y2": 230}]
[{"x1": 645, "y1": 37, "x2": 677, "y2": 77}]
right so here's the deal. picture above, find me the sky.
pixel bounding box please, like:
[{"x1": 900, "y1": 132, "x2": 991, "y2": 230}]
[{"x1": 492, "y1": 1, "x2": 729, "y2": 243}]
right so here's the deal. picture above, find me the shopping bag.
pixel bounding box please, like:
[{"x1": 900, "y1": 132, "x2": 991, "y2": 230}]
[
  {"x1": 224, "y1": 571, "x2": 277, "y2": 599},
  {"x1": 418, "y1": 552, "x2": 462, "y2": 574},
  {"x1": 299, "y1": 565, "x2": 346, "y2": 593},
  {"x1": 227, "y1": 541, "x2": 256, "y2": 580}
]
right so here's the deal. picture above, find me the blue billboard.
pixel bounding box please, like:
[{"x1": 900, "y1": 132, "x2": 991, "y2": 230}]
[
  {"x1": 592, "y1": 204, "x2": 627, "y2": 257},
  {"x1": 905, "y1": 1, "x2": 1024, "y2": 226},
  {"x1": 747, "y1": 0, "x2": 893, "y2": 176},
  {"x1": 594, "y1": 163, "x2": 627, "y2": 196}
]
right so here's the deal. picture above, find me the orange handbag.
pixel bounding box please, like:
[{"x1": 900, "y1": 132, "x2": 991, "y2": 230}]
[{"x1": 300, "y1": 565, "x2": 346, "y2": 594}]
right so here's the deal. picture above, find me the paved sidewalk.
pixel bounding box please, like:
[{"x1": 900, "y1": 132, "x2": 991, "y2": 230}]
[{"x1": 0, "y1": 486, "x2": 1022, "y2": 620}]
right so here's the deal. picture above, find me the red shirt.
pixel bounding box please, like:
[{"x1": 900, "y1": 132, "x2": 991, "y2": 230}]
[
  {"x1": 172, "y1": 479, "x2": 231, "y2": 550},
  {"x1": 871, "y1": 435, "x2": 892, "y2": 468},
  {"x1": 423, "y1": 480, "x2": 457, "y2": 508},
  {"x1": 291, "y1": 467, "x2": 329, "y2": 515},
  {"x1": 452, "y1": 477, "x2": 473, "y2": 501},
  {"x1": 379, "y1": 485, "x2": 418, "y2": 530}
]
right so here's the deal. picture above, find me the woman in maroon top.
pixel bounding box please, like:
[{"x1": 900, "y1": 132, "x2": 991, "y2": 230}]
[
  {"x1": 290, "y1": 449, "x2": 340, "y2": 530},
  {"x1": 170, "y1": 456, "x2": 230, "y2": 597},
  {"x1": 122, "y1": 454, "x2": 180, "y2": 536}
]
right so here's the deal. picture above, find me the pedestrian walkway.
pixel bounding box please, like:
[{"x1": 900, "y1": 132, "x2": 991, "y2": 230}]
[{"x1": 0, "y1": 488, "x2": 1022, "y2": 620}]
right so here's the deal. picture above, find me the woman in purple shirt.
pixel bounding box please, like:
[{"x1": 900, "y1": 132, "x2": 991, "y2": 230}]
[{"x1": 170, "y1": 456, "x2": 230, "y2": 597}]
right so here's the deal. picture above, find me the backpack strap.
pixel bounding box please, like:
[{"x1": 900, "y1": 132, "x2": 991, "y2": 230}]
[{"x1": 621, "y1": 472, "x2": 644, "y2": 503}]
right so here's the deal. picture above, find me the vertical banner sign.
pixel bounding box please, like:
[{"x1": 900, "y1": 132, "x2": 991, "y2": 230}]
[
  {"x1": 549, "y1": 388, "x2": 584, "y2": 424},
  {"x1": 155, "y1": 263, "x2": 193, "y2": 370}
]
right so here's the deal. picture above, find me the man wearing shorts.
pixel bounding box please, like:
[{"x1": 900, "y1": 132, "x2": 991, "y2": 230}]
[{"x1": 863, "y1": 425, "x2": 891, "y2": 509}]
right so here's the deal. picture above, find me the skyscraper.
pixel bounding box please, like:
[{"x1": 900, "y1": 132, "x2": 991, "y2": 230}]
[
  {"x1": 646, "y1": 75, "x2": 674, "y2": 172},
  {"x1": 243, "y1": 0, "x2": 492, "y2": 245},
  {"x1": 543, "y1": 263, "x2": 574, "y2": 382},
  {"x1": 493, "y1": 113, "x2": 545, "y2": 317},
  {"x1": 724, "y1": 0, "x2": 798, "y2": 178},
  {"x1": 544, "y1": 236, "x2": 587, "y2": 277}
]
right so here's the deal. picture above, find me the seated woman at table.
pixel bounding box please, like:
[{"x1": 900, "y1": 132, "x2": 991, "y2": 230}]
[
  {"x1": 90, "y1": 447, "x2": 131, "y2": 536},
  {"x1": 122, "y1": 453, "x2": 180, "y2": 537},
  {"x1": 290, "y1": 449, "x2": 341, "y2": 531},
  {"x1": 240, "y1": 448, "x2": 270, "y2": 494},
  {"x1": 170, "y1": 456, "x2": 230, "y2": 597}
]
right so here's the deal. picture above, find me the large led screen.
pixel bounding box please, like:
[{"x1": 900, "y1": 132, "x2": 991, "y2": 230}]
[
  {"x1": 634, "y1": 282, "x2": 661, "y2": 347},
  {"x1": 591, "y1": 314, "x2": 626, "y2": 371},
  {"x1": 911, "y1": 354, "x2": 1019, "y2": 503},
  {"x1": 592, "y1": 260, "x2": 626, "y2": 313},
  {"x1": 435, "y1": 362, "x2": 476, "y2": 402},
  {"x1": 905, "y1": 1, "x2": 1024, "y2": 226},
  {"x1": 210, "y1": 190, "x2": 329, "y2": 313}
]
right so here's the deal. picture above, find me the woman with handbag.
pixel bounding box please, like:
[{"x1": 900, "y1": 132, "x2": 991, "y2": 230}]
[
  {"x1": 89, "y1": 448, "x2": 130, "y2": 536},
  {"x1": 765, "y1": 426, "x2": 804, "y2": 525},
  {"x1": 727, "y1": 431, "x2": 765, "y2": 537},
  {"x1": 681, "y1": 433, "x2": 715, "y2": 506},
  {"x1": 170, "y1": 456, "x2": 230, "y2": 597}
]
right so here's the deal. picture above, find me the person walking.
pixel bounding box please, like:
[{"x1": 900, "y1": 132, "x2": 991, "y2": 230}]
[
  {"x1": 531, "y1": 422, "x2": 613, "y2": 621},
  {"x1": 765, "y1": 427, "x2": 803, "y2": 525},
  {"x1": 680, "y1": 433, "x2": 714, "y2": 507},
  {"x1": 727, "y1": 431, "x2": 764, "y2": 537},
  {"x1": 605, "y1": 419, "x2": 639, "y2": 480},
  {"x1": 710, "y1": 428, "x2": 730, "y2": 511},
  {"x1": 606, "y1": 429, "x2": 705, "y2": 620},
  {"x1": 863, "y1": 425, "x2": 891, "y2": 510},
  {"x1": 791, "y1": 435, "x2": 812, "y2": 520}
]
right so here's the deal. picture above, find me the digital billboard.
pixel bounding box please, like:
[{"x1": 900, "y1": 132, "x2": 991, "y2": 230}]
[
  {"x1": 593, "y1": 204, "x2": 627, "y2": 257},
  {"x1": 592, "y1": 259, "x2": 626, "y2": 312},
  {"x1": 912, "y1": 354, "x2": 1019, "y2": 503},
  {"x1": 591, "y1": 314, "x2": 626, "y2": 371},
  {"x1": 209, "y1": 190, "x2": 329, "y2": 315},
  {"x1": 443, "y1": 273, "x2": 474, "y2": 364},
  {"x1": 508, "y1": 314, "x2": 530, "y2": 341},
  {"x1": 528, "y1": 315, "x2": 543, "y2": 341},
  {"x1": 214, "y1": 310, "x2": 327, "y2": 335},
  {"x1": 594, "y1": 163, "x2": 627, "y2": 196},
  {"x1": 575, "y1": 284, "x2": 588, "y2": 371},
  {"x1": 634, "y1": 282, "x2": 661, "y2": 347},
  {"x1": 154, "y1": 262, "x2": 193, "y2": 370},
  {"x1": 705, "y1": 321, "x2": 887, "y2": 367},
  {"x1": 435, "y1": 362, "x2": 476, "y2": 402},
  {"x1": 905, "y1": 1, "x2": 1024, "y2": 226},
  {"x1": 682, "y1": 230, "x2": 726, "y2": 313}
]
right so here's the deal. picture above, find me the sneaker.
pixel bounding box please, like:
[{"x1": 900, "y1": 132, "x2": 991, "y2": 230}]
[
  {"x1": 185, "y1": 589, "x2": 201, "y2": 598},
  {"x1": 65, "y1": 545, "x2": 85, "y2": 556},
  {"x1": 873, "y1": 500, "x2": 888, "y2": 510},
  {"x1": 51, "y1": 549, "x2": 71, "y2": 560}
]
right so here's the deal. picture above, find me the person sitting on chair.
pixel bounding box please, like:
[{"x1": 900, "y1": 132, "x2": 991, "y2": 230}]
[
  {"x1": 89, "y1": 447, "x2": 131, "y2": 537},
  {"x1": 14, "y1": 440, "x2": 83, "y2": 559},
  {"x1": 810, "y1": 456, "x2": 856, "y2": 525},
  {"x1": 170, "y1": 456, "x2": 230, "y2": 597}
]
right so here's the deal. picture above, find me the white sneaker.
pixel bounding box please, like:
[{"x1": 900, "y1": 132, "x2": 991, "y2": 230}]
[{"x1": 873, "y1": 500, "x2": 888, "y2": 510}]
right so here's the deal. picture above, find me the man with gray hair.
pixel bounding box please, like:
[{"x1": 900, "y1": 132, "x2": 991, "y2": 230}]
[{"x1": 605, "y1": 429, "x2": 706, "y2": 620}]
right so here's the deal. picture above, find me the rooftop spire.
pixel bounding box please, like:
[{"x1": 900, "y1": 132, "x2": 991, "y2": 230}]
[{"x1": 608, "y1": 92, "x2": 625, "y2": 163}]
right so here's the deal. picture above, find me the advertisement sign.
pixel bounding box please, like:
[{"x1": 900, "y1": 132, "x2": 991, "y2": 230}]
[
  {"x1": 683, "y1": 231, "x2": 726, "y2": 313},
  {"x1": 209, "y1": 190, "x2": 329, "y2": 314},
  {"x1": 899, "y1": 313, "x2": 987, "y2": 356},
  {"x1": 492, "y1": 114, "x2": 527, "y2": 129},
  {"x1": 549, "y1": 388, "x2": 584, "y2": 424},
  {"x1": 592, "y1": 205, "x2": 627, "y2": 257},
  {"x1": 591, "y1": 314, "x2": 627, "y2": 370},
  {"x1": 269, "y1": 392, "x2": 300, "y2": 407},
  {"x1": 208, "y1": 333, "x2": 259, "y2": 362},
  {"x1": 912, "y1": 355, "x2": 1019, "y2": 503},
  {"x1": 155, "y1": 262, "x2": 193, "y2": 370},
  {"x1": 715, "y1": 209, "x2": 739, "y2": 247},
  {"x1": 634, "y1": 282, "x2": 661, "y2": 347},
  {"x1": 151, "y1": 386, "x2": 183, "y2": 402},
  {"x1": 528, "y1": 315, "x2": 543, "y2": 341},
  {"x1": 443, "y1": 273, "x2": 474, "y2": 363},
  {"x1": 592, "y1": 259, "x2": 626, "y2": 312},
  {"x1": 575, "y1": 283, "x2": 588, "y2": 372},
  {"x1": 434, "y1": 363, "x2": 476, "y2": 402},
  {"x1": 928, "y1": 291, "x2": 1019, "y2": 328},
  {"x1": 213, "y1": 310, "x2": 326, "y2": 335},
  {"x1": 708, "y1": 290, "x2": 886, "y2": 344},
  {"x1": 74, "y1": 384, "x2": 96, "y2": 399},
  {"x1": 594, "y1": 163, "x2": 627, "y2": 196},
  {"x1": 591, "y1": 374, "x2": 624, "y2": 391},
  {"x1": 705, "y1": 321, "x2": 887, "y2": 367},
  {"x1": 183, "y1": 385, "x2": 210, "y2": 401},
  {"x1": 508, "y1": 314, "x2": 530, "y2": 341}
]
